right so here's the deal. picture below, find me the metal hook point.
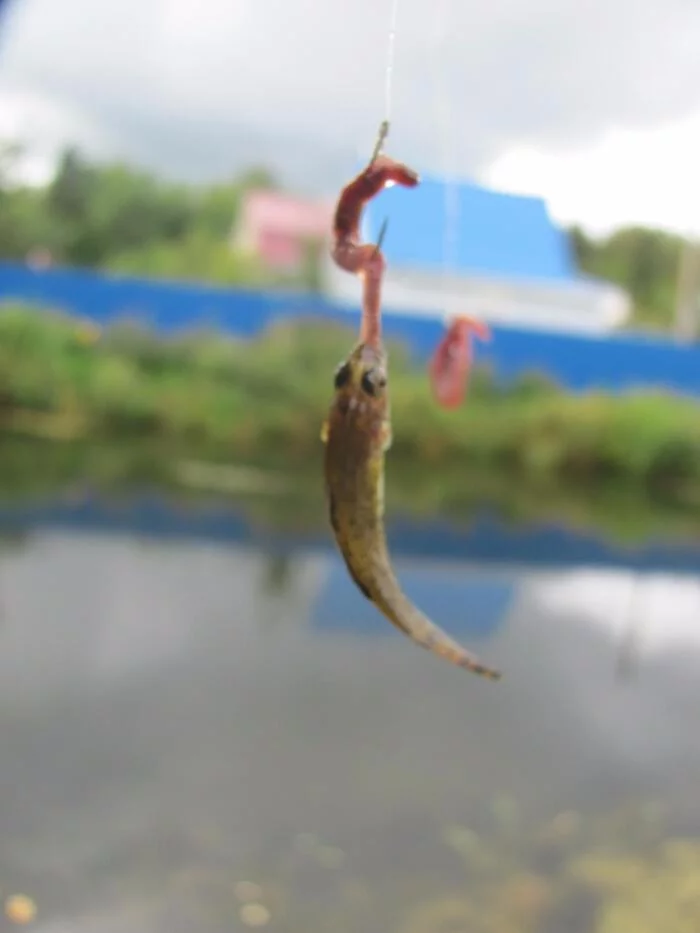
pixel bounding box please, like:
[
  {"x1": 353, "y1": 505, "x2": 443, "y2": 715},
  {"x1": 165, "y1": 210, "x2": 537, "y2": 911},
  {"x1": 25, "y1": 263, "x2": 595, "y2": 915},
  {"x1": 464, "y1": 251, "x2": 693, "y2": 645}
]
[{"x1": 373, "y1": 216, "x2": 389, "y2": 256}]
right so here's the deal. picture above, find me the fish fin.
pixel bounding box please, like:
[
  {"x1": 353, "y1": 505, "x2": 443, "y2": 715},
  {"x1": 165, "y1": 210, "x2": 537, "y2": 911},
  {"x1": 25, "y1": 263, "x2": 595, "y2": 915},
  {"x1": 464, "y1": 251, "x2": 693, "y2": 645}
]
[
  {"x1": 381, "y1": 422, "x2": 392, "y2": 452},
  {"x1": 320, "y1": 420, "x2": 329, "y2": 443},
  {"x1": 376, "y1": 469, "x2": 385, "y2": 520}
]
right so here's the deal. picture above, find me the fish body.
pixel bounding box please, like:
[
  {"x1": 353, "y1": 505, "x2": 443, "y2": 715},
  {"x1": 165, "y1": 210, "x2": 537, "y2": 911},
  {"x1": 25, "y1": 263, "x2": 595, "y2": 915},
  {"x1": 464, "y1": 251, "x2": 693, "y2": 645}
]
[
  {"x1": 322, "y1": 341, "x2": 501, "y2": 680},
  {"x1": 429, "y1": 316, "x2": 491, "y2": 409}
]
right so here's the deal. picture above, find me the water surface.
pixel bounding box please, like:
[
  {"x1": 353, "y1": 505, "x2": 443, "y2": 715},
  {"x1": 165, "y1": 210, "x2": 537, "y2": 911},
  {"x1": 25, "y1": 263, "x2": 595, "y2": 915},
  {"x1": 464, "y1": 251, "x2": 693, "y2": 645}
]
[{"x1": 0, "y1": 496, "x2": 698, "y2": 932}]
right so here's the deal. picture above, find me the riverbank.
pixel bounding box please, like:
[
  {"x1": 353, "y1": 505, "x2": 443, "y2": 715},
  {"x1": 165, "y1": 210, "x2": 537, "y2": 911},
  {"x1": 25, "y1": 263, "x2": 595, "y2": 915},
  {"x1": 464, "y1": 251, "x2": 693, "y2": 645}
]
[
  {"x1": 2, "y1": 303, "x2": 700, "y2": 515},
  {"x1": 1, "y1": 435, "x2": 699, "y2": 547}
]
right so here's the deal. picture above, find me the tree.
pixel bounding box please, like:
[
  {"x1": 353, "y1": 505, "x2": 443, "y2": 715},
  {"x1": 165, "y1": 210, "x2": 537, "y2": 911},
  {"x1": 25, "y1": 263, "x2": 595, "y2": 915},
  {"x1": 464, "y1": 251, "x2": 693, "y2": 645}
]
[{"x1": 569, "y1": 225, "x2": 684, "y2": 331}]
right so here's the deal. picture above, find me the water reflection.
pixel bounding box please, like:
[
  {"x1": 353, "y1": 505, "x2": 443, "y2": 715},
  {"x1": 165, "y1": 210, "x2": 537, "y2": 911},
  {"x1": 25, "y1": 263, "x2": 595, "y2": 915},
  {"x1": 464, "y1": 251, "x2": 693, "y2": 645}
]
[{"x1": 0, "y1": 500, "x2": 698, "y2": 931}]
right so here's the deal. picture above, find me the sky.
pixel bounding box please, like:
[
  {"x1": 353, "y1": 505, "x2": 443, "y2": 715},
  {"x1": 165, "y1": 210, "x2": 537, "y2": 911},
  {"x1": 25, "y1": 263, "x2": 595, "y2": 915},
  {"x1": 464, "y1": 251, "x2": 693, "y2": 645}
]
[{"x1": 0, "y1": 0, "x2": 699, "y2": 236}]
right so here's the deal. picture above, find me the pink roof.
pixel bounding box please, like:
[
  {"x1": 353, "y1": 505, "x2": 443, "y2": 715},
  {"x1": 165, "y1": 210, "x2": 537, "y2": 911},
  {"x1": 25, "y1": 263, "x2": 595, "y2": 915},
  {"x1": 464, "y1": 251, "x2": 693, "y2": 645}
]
[
  {"x1": 258, "y1": 231, "x2": 303, "y2": 267},
  {"x1": 241, "y1": 190, "x2": 332, "y2": 240}
]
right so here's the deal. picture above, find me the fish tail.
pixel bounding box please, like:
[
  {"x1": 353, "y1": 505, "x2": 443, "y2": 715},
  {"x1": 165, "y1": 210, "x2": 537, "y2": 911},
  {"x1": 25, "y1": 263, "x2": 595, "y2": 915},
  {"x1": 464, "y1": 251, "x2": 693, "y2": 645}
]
[{"x1": 376, "y1": 585, "x2": 502, "y2": 681}]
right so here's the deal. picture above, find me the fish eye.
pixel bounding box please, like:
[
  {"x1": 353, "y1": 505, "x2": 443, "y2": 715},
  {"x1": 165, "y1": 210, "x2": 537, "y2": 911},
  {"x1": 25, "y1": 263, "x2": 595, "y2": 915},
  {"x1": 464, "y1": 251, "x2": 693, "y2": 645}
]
[
  {"x1": 361, "y1": 368, "x2": 386, "y2": 396},
  {"x1": 334, "y1": 362, "x2": 351, "y2": 389}
]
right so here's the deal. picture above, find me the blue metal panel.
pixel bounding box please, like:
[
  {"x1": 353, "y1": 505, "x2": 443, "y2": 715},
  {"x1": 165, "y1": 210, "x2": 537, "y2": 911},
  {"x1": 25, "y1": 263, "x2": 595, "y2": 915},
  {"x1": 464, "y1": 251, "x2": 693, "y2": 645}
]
[
  {"x1": 362, "y1": 173, "x2": 576, "y2": 280},
  {"x1": 1, "y1": 261, "x2": 700, "y2": 397}
]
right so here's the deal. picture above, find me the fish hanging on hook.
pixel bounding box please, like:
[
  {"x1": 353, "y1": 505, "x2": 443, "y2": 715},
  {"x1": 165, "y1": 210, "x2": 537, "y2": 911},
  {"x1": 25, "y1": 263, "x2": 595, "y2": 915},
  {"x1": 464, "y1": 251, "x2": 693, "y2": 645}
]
[{"x1": 321, "y1": 123, "x2": 501, "y2": 681}]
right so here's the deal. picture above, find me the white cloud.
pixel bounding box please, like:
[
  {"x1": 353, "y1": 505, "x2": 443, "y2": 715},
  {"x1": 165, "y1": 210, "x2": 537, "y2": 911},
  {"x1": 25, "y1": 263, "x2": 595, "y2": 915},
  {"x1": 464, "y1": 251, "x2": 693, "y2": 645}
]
[
  {"x1": 0, "y1": 85, "x2": 118, "y2": 182},
  {"x1": 484, "y1": 110, "x2": 700, "y2": 237},
  {"x1": 0, "y1": 0, "x2": 699, "y2": 230},
  {"x1": 533, "y1": 570, "x2": 700, "y2": 657}
]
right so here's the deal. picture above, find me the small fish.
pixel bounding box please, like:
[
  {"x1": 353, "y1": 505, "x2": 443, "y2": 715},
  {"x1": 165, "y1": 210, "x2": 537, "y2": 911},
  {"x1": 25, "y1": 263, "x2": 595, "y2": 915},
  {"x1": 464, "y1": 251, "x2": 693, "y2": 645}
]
[
  {"x1": 323, "y1": 125, "x2": 500, "y2": 679},
  {"x1": 429, "y1": 316, "x2": 491, "y2": 409},
  {"x1": 321, "y1": 341, "x2": 501, "y2": 680}
]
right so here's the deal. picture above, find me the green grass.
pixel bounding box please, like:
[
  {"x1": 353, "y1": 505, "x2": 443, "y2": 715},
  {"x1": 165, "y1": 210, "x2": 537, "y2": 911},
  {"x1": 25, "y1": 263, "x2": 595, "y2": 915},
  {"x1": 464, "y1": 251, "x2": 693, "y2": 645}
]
[{"x1": 1, "y1": 301, "x2": 700, "y2": 517}]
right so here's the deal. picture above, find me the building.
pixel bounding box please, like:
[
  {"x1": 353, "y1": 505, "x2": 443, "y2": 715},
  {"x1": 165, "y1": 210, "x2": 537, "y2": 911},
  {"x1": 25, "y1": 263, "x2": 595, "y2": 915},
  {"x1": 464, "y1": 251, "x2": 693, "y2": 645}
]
[
  {"x1": 322, "y1": 172, "x2": 631, "y2": 334},
  {"x1": 234, "y1": 189, "x2": 331, "y2": 273}
]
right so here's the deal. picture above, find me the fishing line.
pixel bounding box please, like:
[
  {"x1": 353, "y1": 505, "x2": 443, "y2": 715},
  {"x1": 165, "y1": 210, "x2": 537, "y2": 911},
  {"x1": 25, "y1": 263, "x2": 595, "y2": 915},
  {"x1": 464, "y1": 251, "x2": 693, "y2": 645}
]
[
  {"x1": 431, "y1": 0, "x2": 458, "y2": 322},
  {"x1": 365, "y1": 0, "x2": 402, "y2": 238},
  {"x1": 384, "y1": 0, "x2": 400, "y2": 126},
  {"x1": 370, "y1": 0, "x2": 401, "y2": 163}
]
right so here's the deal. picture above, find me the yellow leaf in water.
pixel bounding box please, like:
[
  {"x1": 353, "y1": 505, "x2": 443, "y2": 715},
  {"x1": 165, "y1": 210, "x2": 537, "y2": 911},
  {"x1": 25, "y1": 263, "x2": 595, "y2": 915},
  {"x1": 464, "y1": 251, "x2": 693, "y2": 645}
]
[
  {"x1": 239, "y1": 903, "x2": 271, "y2": 927},
  {"x1": 5, "y1": 895, "x2": 37, "y2": 925}
]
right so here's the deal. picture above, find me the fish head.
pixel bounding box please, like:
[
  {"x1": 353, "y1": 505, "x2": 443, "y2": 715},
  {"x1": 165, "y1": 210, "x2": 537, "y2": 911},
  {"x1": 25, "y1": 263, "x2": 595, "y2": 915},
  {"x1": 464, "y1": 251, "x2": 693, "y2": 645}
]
[{"x1": 328, "y1": 341, "x2": 389, "y2": 438}]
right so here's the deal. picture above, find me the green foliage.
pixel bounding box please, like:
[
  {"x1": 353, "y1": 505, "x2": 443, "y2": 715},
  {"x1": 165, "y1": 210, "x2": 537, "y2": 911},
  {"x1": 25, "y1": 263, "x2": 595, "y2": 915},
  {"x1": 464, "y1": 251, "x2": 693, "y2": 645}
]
[
  {"x1": 0, "y1": 138, "x2": 322, "y2": 290},
  {"x1": 0, "y1": 136, "x2": 688, "y2": 327},
  {"x1": 2, "y1": 303, "x2": 700, "y2": 518},
  {"x1": 108, "y1": 230, "x2": 268, "y2": 286},
  {"x1": 570, "y1": 224, "x2": 684, "y2": 331},
  {"x1": 46, "y1": 148, "x2": 197, "y2": 265}
]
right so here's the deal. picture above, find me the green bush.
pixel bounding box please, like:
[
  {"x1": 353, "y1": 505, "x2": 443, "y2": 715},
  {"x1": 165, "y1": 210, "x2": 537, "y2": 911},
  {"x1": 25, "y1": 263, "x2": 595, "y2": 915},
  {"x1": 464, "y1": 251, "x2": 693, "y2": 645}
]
[{"x1": 1, "y1": 302, "x2": 700, "y2": 507}]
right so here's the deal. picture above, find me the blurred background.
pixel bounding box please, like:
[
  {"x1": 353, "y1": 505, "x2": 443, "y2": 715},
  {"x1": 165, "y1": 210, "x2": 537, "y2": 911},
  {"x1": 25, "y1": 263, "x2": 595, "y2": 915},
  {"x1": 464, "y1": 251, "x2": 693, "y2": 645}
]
[{"x1": 0, "y1": 0, "x2": 700, "y2": 930}]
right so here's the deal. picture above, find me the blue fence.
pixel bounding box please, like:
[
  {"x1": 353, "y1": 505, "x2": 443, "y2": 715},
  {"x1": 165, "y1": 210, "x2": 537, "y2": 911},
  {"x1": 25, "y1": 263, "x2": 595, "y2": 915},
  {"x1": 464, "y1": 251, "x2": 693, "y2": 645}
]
[{"x1": 1, "y1": 260, "x2": 699, "y2": 396}]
